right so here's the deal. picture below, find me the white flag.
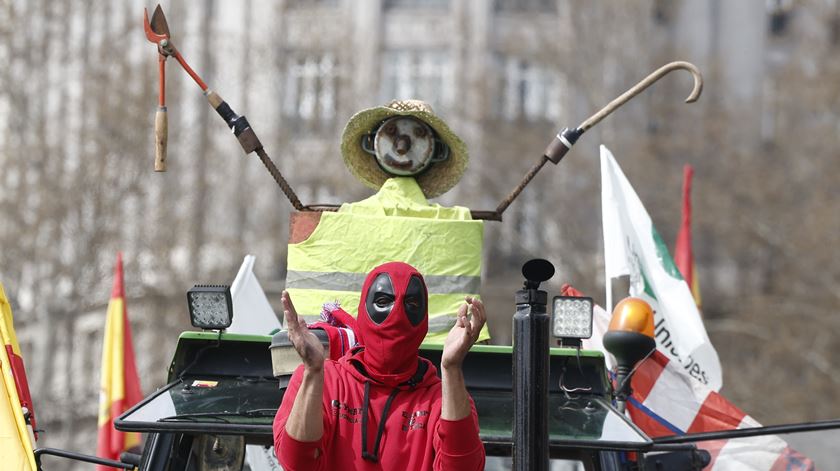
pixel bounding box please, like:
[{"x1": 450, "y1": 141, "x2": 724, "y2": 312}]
[
  {"x1": 600, "y1": 145, "x2": 722, "y2": 390},
  {"x1": 229, "y1": 255, "x2": 281, "y2": 335}
]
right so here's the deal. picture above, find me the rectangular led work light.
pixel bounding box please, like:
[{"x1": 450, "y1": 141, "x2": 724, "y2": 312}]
[
  {"x1": 552, "y1": 296, "x2": 594, "y2": 341},
  {"x1": 187, "y1": 285, "x2": 233, "y2": 330}
]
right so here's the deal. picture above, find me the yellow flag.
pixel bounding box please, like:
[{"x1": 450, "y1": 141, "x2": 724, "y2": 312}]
[{"x1": 0, "y1": 283, "x2": 36, "y2": 471}]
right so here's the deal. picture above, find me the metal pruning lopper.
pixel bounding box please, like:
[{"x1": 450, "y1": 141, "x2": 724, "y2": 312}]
[{"x1": 143, "y1": 5, "x2": 307, "y2": 209}]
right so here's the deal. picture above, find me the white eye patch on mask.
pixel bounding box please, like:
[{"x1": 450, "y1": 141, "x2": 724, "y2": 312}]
[{"x1": 361, "y1": 116, "x2": 449, "y2": 177}]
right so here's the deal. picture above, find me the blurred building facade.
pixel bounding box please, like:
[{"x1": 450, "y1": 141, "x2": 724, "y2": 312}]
[{"x1": 3, "y1": 0, "x2": 839, "y2": 467}]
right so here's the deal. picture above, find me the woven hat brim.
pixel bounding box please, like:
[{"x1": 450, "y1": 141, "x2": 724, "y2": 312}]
[{"x1": 341, "y1": 106, "x2": 468, "y2": 198}]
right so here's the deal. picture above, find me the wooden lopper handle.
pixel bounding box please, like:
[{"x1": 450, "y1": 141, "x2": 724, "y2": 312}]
[{"x1": 154, "y1": 106, "x2": 168, "y2": 172}]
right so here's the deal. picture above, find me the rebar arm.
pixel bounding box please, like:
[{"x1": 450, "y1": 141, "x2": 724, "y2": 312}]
[{"x1": 470, "y1": 61, "x2": 703, "y2": 221}]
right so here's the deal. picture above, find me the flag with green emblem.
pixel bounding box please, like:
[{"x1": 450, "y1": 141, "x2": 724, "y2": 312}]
[{"x1": 600, "y1": 145, "x2": 722, "y2": 390}]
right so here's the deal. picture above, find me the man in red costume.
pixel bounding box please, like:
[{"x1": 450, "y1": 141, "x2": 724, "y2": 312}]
[{"x1": 273, "y1": 261, "x2": 486, "y2": 470}]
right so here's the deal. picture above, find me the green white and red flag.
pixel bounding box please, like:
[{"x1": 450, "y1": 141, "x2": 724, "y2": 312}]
[
  {"x1": 600, "y1": 145, "x2": 721, "y2": 390},
  {"x1": 596, "y1": 148, "x2": 814, "y2": 468}
]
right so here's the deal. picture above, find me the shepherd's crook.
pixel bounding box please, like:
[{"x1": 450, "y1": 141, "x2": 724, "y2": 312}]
[
  {"x1": 472, "y1": 61, "x2": 703, "y2": 221},
  {"x1": 580, "y1": 61, "x2": 702, "y2": 132}
]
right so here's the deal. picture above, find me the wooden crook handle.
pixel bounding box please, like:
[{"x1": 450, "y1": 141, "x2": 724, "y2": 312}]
[{"x1": 154, "y1": 106, "x2": 168, "y2": 172}]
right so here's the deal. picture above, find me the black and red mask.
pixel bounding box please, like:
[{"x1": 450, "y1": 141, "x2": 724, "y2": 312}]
[{"x1": 355, "y1": 261, "x2": 428, "y2": 386}]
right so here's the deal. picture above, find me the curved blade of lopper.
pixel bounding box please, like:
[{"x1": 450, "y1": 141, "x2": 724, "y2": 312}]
[{"x1": 144, "y1": 4, "x2": 170, "y2": 43}]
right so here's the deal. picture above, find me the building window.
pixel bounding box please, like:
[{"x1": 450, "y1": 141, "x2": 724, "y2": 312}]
[
  {"x1": 495, "y1": 0, "x2": 556, "y2": 12},
  {"x1": 653, "y1": 0, "x2": 674, "y2": 25},
  {"x1": 767, "y1": 0, "x2": 793, "y2": 35},
  {"x1": 497, "y1": 56, "x2": 563, "y2": 123},
  {"x1": 380, "y1": 50, "x2": 453, "y2": 111},
  {"x1": 286, "y1": 0, "x2": 339, "y2": 7},
  {"x1": 282, "y1": 54, "x2": 338, "y2": 132},
  {"x1": 384, "y1": 0, "x2": 449, "y2": 8}
]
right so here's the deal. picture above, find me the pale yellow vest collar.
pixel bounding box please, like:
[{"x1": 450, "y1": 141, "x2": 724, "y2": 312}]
[{"x1": 340, "y1": 177, "x2": 472, "y2": 220}]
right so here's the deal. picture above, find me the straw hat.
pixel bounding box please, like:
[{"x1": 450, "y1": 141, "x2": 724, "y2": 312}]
[{"x1": 340, "y1": 99, "x2": 468, "y2": 199}]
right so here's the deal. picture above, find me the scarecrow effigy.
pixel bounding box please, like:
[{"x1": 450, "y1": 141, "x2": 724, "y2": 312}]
[
  {"x1": 285, "y1": 100, "x2": 487, "y2": 343},
  {"x1": 143, "y1": 5, "x2": 702, "y2": 343}
]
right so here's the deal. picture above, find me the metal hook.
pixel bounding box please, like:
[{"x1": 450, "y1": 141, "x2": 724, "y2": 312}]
[
  {"x1": 360, "y1": 133, "x2": 376, "y2": 156},
  {"x1": 431, "y1": 138, "x2": 450, "y2": 163},
  {"x1": 579, "y1": 61, "x2": 703, "y2": 132}
]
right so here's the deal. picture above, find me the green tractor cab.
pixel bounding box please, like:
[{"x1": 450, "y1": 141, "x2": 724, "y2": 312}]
[{"x1": 111, "y1": 331, "x2": 708, "y2": 470}]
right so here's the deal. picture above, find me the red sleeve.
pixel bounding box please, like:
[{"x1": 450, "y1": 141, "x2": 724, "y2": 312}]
[
  {"x1": 307, "y1": 324, "x2": 344, "y2": 360},
  {"x1": 272, "y1": 366, "x2": 332, "y2": 471},
  {"x1": 433, "y1": 399, "x2": 485, "y2": 471}
]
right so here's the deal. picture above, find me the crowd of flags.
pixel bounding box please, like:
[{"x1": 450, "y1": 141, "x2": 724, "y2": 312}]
[
  {"x1": 0, "y1": 253, "x2": 142, "y2": 470},
  {"x1": 596, "y1": 146, "x2": 814, "y2": 470}
]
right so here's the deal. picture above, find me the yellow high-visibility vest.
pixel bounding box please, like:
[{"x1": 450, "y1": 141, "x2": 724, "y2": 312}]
[{"x1": 286, "y1": 177, "x2": 488, "y2": 343}]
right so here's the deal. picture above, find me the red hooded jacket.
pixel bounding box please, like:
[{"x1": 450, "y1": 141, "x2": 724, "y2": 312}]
[{"x1": 273, "y1": 262, "x2": 485, "y2": 470}]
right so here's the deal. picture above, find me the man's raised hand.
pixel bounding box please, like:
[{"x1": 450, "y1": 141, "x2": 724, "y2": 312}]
[
  {"x1": 282, "y1": 290, "x2": 325, "y2": 372},
  {"x1": 441, "y1": 296, "x2": 487, "y2": 370}
]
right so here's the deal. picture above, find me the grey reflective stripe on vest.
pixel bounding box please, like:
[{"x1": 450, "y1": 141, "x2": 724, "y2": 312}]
[
  {"x1": 301, "y1": 313, "x2": 456, "y2": 333},
  {"x1": 286, "y1": 270, "x2": 481, "y2": 295},
  {"x1": 286, "y1": 271, "x2": 367, "y2": 292},
  {"x1": 427, "y1": 314, "x2": 457, "y2": 333}
]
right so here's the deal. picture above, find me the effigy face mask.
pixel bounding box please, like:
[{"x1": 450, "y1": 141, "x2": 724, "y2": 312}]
[{"x1": 373, "y1": 116, "x2": 436, "y2": 176}]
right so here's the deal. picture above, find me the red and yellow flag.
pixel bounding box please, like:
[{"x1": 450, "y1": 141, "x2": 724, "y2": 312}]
[
  {"x1": 96, "y1": 253, "x2": 143, "y2": 468},
  {"x1": 0, "y1": 282, "x2": 36, "y2": 471},
  {"x1": 674, "y1": 164, "x2": 702, "y2": 308}
]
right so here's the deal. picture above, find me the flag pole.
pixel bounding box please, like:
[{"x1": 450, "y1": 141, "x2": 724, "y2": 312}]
[{"x1": 654, "y1": 418, "x2": 840, "y2": 444}]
